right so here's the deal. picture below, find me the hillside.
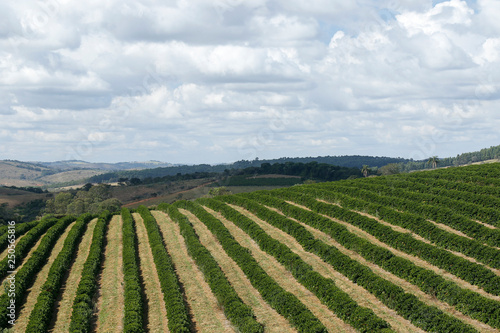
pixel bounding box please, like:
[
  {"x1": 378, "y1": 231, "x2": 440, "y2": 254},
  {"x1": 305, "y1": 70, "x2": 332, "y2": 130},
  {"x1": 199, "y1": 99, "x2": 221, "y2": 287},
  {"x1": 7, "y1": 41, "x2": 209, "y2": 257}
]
[
  {"x1": 0, "y1": 160, "x2": 105, "y2": 187},
  {"x1": 87, "y1": 155, "x2": 406, "y2": 183},
  {"x1": 0, "y1": 160, "x2": 52, "y2": 187},
  {"x1": 0, "y1": 162, "x2": 498, "y2": 332},
  {"x1": 37, "y1": 160, "x2": 175, "y2": 171}
]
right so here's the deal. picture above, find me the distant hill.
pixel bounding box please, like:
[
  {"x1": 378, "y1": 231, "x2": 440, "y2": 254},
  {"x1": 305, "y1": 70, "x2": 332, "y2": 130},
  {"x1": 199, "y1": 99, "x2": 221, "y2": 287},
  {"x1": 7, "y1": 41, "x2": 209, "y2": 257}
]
[
  {"x1": 87, "y1": 155, "x2": 409, "y2": 183},
  {"x1": 0, "y1": 160, "x2": 54, "y2": 187},
  {"x1": 401, "y1": 144, "x2": 500, "y2": 171},
  {"x1": 36, "y1": 160, "x2": 175, "y2": 171},
  {"x1": 231, "y1": 155, "x2": 410, "y2": 169},
  {"x1": 0, "y1": 160, "x2": 175, "y2": 187},
  {"x1": 2, "y1": 144, "x2": 500, "y2": 187}
]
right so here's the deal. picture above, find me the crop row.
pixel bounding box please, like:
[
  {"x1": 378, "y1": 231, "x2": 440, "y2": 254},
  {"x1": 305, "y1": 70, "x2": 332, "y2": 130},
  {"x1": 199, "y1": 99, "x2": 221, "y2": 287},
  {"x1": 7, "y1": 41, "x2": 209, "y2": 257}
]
[
  {"x1": 0, "y1": 216, "x2": 58, "y2": 282},
  {"x1": 401, "y1": 173, "x2": 500, "y2": 198},
  {"x1": 26, "y1": 213, "x2": 94, "y2": 332},
  {"x1": 69, "y1": 211, "x2": 112, "y2": 332},
  {"x1": 404, "y1": 173, "x2": 500, "y2": 197},
  {"x1": 121, "y1": 208, "x2": 145, "y2": 333},
  {"x1": 246, "y1": 191, "x2": 500, "y2": 329},
  {"x1": 0, "y1": 215, "x2": 76, "y2": 328},
  {"x1": 331, "y1": 181, "x2": 500, "y2": 242},
  {"x1": 194, "y1": 198, "x2": 392, "y2": 332},
  {"x1": 278, "y1": 187, "x2": 500, "y2": 296},
  {"x1": 406, "y1": 164, "x2": 500, "y2": 186},
  {"x1": 220, "y1": 194, "x2": 478, "y2": 333},
  {"x1": 136, "y1": 206, "x2": 191, "y2": 332},
  {"x1": 301, "y1": 184, "x2": 500, "y2": 269},
  {"x1": 0, "y1": 220, "x2": 39, "y2": 254},
  {"x1": 364, "y1": 175, "x2": 500, "y2": 216},
  {"x1": 164, "y1": 203, "x2": 265, "y2": 333}
]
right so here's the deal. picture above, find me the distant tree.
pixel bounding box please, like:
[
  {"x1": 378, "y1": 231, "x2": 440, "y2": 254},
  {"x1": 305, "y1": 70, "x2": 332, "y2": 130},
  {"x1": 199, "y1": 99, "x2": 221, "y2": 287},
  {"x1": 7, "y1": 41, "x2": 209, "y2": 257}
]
[
  {"x1": 0, "y1": 203, "x2": 13, "y2": 225},
  {"x1": 361, "y1": 165, "x2": 371, "y2": 177},
  {"x1": 82, "y1": 183, "x2": 93, "y2": 191},
  {"x1": 130, "y1": 178, "x2": 142, "y2": 186},
  {"x1": 378, "y1": 163, "x2": 401, "y2": 176},
  {"x1": 208, "y1": 187, "x2": 233, "y2": 197},
  {"x1": 427, "y1": 156, "x2": 440, "y2": 169},
  {"x1": 66, "y1": 199, "x2": 86, "y2": 216},
  {"x1": 45, "y1": 192, "x2": 74, "y2": 215},
  {"x1": 44, "y1": 184, "x2": 120, "y2": 216},
  {"x1": 87, "y1": 184, "x2": 112, "y2": 202},
  {"x1": 96, "y1": 198, "x2": 122, "y2": 213}
]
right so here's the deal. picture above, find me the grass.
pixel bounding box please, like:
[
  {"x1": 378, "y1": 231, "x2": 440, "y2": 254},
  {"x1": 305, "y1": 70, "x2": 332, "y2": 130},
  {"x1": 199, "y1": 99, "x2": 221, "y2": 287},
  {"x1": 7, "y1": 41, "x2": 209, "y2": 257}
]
[
  {"x1": 230, "y1": 204, "x2": 421, "y2": 333},
  {"x1": 132, "y1": 213, "x2": 170, "y2": 333},
  {"x1": 351, "y1": 209, "x2": 500, "y2": 275},
  {"x1": 151, "y1": 210, "x2": 234, "y2": 333},
  {"x1": 95, "y1": 215, "x2": 125, "y2": 333},
  {"x1": 270, "y1": 204, "x2": 499, "y2": 333},
  {"x1": 0, "y1": 236, "x2": 45, "y2": 297},
  {"x1": 209, "y1": 205, "x2": 354, "y2": 333},
  {"x1": 14, "y1": 221, "x2": 76, "y2": 332},
  {"x1": 180, "y1": 208, "x2": 296, "y2": 333},
  {"x1": 315, "y1": 204, "x2": 500, "y2": 302},
  {"x1": 50, "y1": 218, "x2": 98, "y2": 332}
]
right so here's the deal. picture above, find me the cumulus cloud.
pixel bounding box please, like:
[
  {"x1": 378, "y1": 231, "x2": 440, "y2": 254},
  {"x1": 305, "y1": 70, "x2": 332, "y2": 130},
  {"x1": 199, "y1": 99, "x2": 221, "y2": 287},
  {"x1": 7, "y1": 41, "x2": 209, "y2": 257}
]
[{"x1": 0, "y1": 0, "x2": 498, "y2": 164}]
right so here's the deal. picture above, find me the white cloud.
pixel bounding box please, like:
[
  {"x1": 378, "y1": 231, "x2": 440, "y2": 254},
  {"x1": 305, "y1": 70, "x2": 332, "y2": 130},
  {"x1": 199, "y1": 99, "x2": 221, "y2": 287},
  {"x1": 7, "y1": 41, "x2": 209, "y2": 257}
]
[
  {"x1": 397, "y1": 0, "x2": 473, "y2": 37},
  {"x1": 0, "y1": 0, "x2": 498, "y2": 164}
]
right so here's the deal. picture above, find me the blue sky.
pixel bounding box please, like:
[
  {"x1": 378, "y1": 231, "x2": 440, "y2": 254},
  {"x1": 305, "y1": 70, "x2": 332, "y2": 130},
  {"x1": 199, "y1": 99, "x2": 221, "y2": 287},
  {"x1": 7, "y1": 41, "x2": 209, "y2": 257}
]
[{"x1": 0, "y1": 0, "x2": 499, "y2": 164}]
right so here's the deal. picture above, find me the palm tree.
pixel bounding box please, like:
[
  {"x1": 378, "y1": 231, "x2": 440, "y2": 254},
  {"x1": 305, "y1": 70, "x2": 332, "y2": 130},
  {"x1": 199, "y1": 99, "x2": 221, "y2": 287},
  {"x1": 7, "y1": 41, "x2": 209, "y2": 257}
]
[
  {"x1": 361, "y1": 165, "x2": 370, "y2": 177},
  {"x1": 427, "y1": 156, "x2": 439, "y2": 169}
]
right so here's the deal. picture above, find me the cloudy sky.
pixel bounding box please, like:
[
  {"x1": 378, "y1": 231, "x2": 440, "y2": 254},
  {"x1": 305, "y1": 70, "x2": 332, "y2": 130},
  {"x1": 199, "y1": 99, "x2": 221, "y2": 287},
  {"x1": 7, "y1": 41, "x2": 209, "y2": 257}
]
[{"x1": 0, "y1": 0, "x2": 499, "y2": 164}]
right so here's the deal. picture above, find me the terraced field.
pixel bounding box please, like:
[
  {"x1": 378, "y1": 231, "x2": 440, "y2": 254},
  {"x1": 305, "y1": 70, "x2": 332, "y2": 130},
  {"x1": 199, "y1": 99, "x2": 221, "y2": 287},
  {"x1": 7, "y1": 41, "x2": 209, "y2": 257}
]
[{"x1": 1, "y1": 163, "x2": 499, "y2": 332}]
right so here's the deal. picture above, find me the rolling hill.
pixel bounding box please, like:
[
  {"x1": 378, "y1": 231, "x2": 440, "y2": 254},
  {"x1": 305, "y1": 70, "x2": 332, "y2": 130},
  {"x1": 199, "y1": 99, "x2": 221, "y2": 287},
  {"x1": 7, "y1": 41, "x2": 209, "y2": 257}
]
[{"x1": 0, "y1": 162, "x2": 498, "y2": 332}]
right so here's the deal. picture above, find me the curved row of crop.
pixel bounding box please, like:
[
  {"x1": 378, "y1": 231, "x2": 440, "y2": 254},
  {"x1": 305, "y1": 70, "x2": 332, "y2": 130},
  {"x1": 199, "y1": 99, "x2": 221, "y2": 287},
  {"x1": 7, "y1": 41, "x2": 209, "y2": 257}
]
[
  {"x1": 277, "y1": 187, "x2": 500, "y2": 296},
  {"x1": 69, "y1": 211, "x2": 112, "y2": 332},
  {"x1": 245, "y1": 191, "x2": 500, "y2": 330},
  {"x1": 121, "y1": 208, "x2": 145, "y2": 333},
  {"x1": 363, "y1": 175, "x2": 500, "y2": 218},
  {"x1": 0, "y1": 215, "x2": 76, "y2": 328},
  {"x1": 136, "y1": 206, "x2": 191, "y2": 332},
  {"x1": 331, "y1": 181, "x2": 500, "y2": 242},
  {"x1": 401, "y1": 172, "x2": 500, "y2": 198},
  {"x1": 0, "y1": 220, "x2": 39, "y2": 255},
  {"x1": 193, "y1": 198, "x2": 393, "y2": 332},
  {"x1": 0, "y1": 216, "x2": 58, "y2": 282},
  {"x1": 218, "y1": 194, "x2": 478, "y2": 333},
  {"x1": 165, "y1": 203, "x2": 265, "y2": 333},
  {"x1": 0, "y1": 225, "x2": 7, "y2": 236},
  {"x1": 300, "y1": 184, "x2": 500, "y2": 269},
  {"x1": 407, "y1": 164, "x2": 500, "y2": 187},
  {"x1": 25, "y1": 213, "x2": 94, "y2": 332},
  {"x1": 165, "y1": 201, "x2": 328, "y2": 333}
]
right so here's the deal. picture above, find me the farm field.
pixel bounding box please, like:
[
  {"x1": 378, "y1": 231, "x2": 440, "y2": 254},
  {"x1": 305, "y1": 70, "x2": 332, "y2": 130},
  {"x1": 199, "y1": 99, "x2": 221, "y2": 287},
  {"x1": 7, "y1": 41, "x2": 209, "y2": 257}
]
[{"x1": 0, "y1": 163, "x2": 499, "y2": 332}]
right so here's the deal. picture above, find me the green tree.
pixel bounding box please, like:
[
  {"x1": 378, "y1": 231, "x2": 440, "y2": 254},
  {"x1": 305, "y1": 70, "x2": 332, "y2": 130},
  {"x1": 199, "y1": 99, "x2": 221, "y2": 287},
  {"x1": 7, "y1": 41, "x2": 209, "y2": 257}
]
[
  {"x1": 208, "y1": 187, "x2": 233, "y2": 197},
  {"x1": 427, "y1": 156, "x2": 440, "y2": 169},
  {"x1": 44, "y1": 184, "x2": 120, "y2": 216},
  {"x1": 66, "y1": 198, "x2": 86, "y2": 216},
  {"x1": 97, "y1": 198, "x2": 122, "y2": 213},
  {"x1": 361, "y1": 165, "x2": 371, "y2": 177},
  {"x1": 45, "y1": 192, "x2": 74, "y2": 215},
  {"x1": 81, "y1": 183, "x2": 93, "y2": 191},
  {"x1": 0, "y1": 203, "x2": 13, "y2": 225},
  {"x1": 378, "y1": 163, "x2": 401, "y2": 175}
]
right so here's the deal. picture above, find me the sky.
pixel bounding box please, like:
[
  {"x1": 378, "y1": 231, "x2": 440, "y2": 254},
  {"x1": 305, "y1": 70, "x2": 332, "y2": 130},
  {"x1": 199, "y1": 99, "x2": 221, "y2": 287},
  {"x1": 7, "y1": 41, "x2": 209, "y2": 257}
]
[{"x1": 0, "y1": 0, "x2": 499, "y2": 164}]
